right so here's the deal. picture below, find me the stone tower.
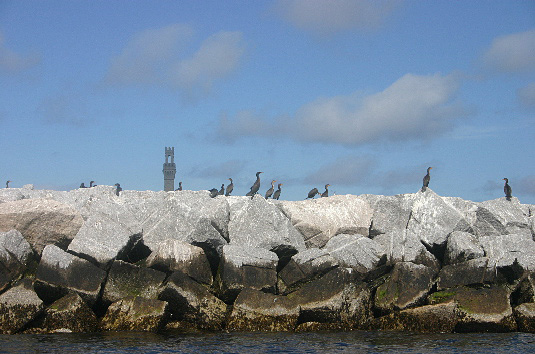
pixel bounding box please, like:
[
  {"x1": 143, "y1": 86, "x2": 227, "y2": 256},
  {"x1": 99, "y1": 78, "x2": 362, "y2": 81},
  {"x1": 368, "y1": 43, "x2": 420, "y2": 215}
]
[{"x1": 163, "y1": 147, "x2": 176, "y2": 191}]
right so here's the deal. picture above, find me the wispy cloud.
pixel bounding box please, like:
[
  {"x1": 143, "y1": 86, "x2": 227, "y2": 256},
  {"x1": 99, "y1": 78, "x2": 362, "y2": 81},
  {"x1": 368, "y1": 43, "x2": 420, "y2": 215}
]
[
  {"x1": 104, "y1": 24, "x2": 245, "y2": 99},
  {"x1": 304, "y1": 155, "x2": 376, "y2": 185},
  {"x1": 217, "y1": 72, "x2": 466, "y2": 146},
  {"x1": 190, "y1": 159, "x2": 247, "y2": 179},
  {"x1": 517, "y1": 175, "x2": 535, "y2": 196},
  {"x1": 273, "y1": 0, "x2": 400, "y2": 35},
  {"x1": 481, "y1": 29, "x2": 535, "y2": 74},
  {"x1": 0, "y1": 31, "x2": 40, "y2": 74}
]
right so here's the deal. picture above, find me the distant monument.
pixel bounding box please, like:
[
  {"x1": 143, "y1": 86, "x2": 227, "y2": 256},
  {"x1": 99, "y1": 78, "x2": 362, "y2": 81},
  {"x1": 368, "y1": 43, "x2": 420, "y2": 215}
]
[{"x1": 163, "y1": 147, "x2": 176, "y2": 191}]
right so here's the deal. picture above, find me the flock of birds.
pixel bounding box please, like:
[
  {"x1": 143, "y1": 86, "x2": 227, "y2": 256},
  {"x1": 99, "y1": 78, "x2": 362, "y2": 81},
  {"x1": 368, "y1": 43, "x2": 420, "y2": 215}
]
[{"x1": 4, "y1": 168, "x2": 514, "y2": 201}]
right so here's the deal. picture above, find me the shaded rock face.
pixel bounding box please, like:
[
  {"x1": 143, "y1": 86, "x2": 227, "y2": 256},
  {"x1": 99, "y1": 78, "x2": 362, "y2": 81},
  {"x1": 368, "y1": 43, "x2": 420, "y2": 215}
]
[
  {"x1": 0, "y1": 279, "x2": 44, "y2": 334},
  {"x1": 444, "y1": 231, "x2": 485, "y2": 265},
  {"x1": 480, "y1": 233, "x2": 535, "y2": 270},
  {"x1": 159, "y1": 271, "x2": 227, "y2": 330},
  {"x1": 215, "y1": 245, "x2": 278, "y2": 303},
  {"x1": 227, "y1": 288, "x2": 300, "y2": 331},
  {"x1": 437, "y1": 258, "x2": 500, "y2": 290},
  {"x1": 325, "y1": 234, "x2": 385, "y2": 273},
  {"x1": 514, "y1": 303, "x2": 535, "y2": 333},
  {"x1": 279, "y1": 195, "x2": 373, "y2": 248},
  {"x1": 35, "y1": 245, "x2": 107, "y2": 306},
  {"x1": 27, "y1": 293, "x2": 98, "y2": 333},
  {"x1": 102, "y1": 260, "x2": 166, "y2": 307},
  {"x1": 100, "y1": 296, "x2": 169, "y2": 332},
  {"x1": 0, "y1": 229, "x2": 34, "y2": 292},
  {"x1": 0, "y1": 199, "x2": 83, "y2": 255},
  {"x1": 145, "y1": 239, "x2": 213, "y2": 285},
  {"x1": 374, "y1": 262, "x2": 436, "y2": 315}
]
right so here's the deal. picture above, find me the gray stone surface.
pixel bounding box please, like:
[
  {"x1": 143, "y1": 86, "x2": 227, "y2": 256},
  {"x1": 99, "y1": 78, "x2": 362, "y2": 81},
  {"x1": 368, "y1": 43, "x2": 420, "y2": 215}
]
[
  {"x1": 444, "y1": 231, "x2": 485, "y2": 265},
  {"x1": 229, "y1": 195, "x2": 305, "y2": 254},
  {"x1": 0, "y1": 279, "x2": 44, "y2": 334},
  {"x1": 227, "y1": 288, "x2": 300, "y2": 331},
  {"x1": 100, "y1": 296, "x2": 169, "y2": 332},
  {"x1": 480, "y1": 197, "x2": 531, "y2": 235},
  {"x1": 159, "y1": 271, "x2": 227, "y2": 330},
  {"x1": 373, "y1": 302, "x2": 459, "y2": 332},
  {"x1": 514, "y1": 303, "x2": 535, "y2": 333},
  {"x1": 437, "y1": 257, "x2": 499, "y2": 290},
  {"x1": 67, "y1": 213, "x2": 142, "y2": 268},
  {"x1": 0, "y1": 229, "x2": 34, "y2": 292},
  {"x1": 325, "y1": 234, "x2": 385, "y2": 273},
  {"x1": 480, "y1": 233, "x2": 535, "y2": 270},
  {"x1": 0, "y1": 199, "x2": 83, "y2": 255},
  {"x1": 145, "y1": 239, "x2": 213, "y2": 285},
  {"x1": 278, "y1": 195, "x2": 373, "y2": 248},
  {"x1": 102, "y1": 260, "x2": 167, "y2": 306},
  {"x1": 35, "y1": 244, "x2": 107, "y2": 306},
  {"x1": 373, "y1": 229, "x2": 439, "y2": 269},
  {"x1": 361, "y1": 194, "x2": 415, "y2": 236}
]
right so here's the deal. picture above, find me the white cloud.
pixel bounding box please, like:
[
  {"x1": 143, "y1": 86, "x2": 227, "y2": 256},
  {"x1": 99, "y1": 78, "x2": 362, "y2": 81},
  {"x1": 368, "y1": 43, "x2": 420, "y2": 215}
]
[
  {"x1": 517, "y1": 82, "x2": 535, "y2": 108},
  {"x1": 218, "y1": 72, "x2": 465, "y2": 146},
  {"x1": 0, "y1": 32, "x2": 40, "y2": 74},
  {"x1": 105, "y1": 25, "x2": 245, "y2": 96},
  {"x1": 305, "y1": 155, "x2": 376, "y2": 186},
  {"x1": 274, "y1": 0, "x2": 400, "y2": 35},
  {"x1": 482, "y1": 29, "x2": 535, "y2": 74}
]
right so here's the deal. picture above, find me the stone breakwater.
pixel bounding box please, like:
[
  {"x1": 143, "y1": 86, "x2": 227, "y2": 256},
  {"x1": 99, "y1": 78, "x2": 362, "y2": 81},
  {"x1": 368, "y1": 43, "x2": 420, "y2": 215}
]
[{"x1": 0, "y1": 184, "x2": 534, "y2": 334}]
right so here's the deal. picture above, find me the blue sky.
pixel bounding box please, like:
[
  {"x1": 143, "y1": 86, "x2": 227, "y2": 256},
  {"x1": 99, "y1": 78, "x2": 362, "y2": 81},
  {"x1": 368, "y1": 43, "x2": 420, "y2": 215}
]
[{"x1": 1, "y1": 0, "x2": 534, "y2": 203}]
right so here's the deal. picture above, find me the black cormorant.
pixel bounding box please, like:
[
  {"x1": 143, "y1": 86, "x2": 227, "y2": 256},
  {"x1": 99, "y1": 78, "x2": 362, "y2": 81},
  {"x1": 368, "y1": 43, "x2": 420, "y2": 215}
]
[
  {"x1": 225, "y1": 178, "x2": 234, "y2": 196},
  {"x1": 114, "y1": 183, "x2": 122, "y2": 196},
  {"x1": 218, "y1": 184, "x2": 225, "y2": 195},
  {"x1": 90, "y1": 181, "x2": 96, "y2": 187},
  {"x1": 265, "y1": 180, "x2": 276, "y2": 198},
  {"x1": 209, "y1": 188, "x2": 219, "y2": 198},
  {"x1": 321, "y1": 184, "x2": 330, "y2": 198},
  {"x1": 503, "y1": 178, "x2": 512, "y2": 201},
  {"x1": 306, "y1": 187, "x2": 319, "y2": 199},
  {"x1": 246, "y1": 172, "x2": 263, "y2": 197},
  {"x1": 422, "y1": 167, "x2": 432, "y2": 192},
  {"x1": 6, "y1": 180, "x2": 12, "y2": 188},
  {"x1": 273, "y1": 183, "x2": 283, "y2": 200},
  {"x1": 176, "y1": 182, "x2": 182, "y2": 191},
  {"x1": 80, "y1": 183, "x2": 87, "y2": 188}
]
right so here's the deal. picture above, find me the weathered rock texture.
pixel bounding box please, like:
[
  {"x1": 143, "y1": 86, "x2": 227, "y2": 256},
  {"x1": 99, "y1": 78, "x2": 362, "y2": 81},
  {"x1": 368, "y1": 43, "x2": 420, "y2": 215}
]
[{"x1": 0, "y1": 186, "x2": 533, "y2": 334}]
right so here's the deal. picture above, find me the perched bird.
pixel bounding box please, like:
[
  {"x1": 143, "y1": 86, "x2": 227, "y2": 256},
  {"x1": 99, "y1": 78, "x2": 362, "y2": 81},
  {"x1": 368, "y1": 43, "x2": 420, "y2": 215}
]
[
  {"x1": 176, "y1": 182, "x2": 183, "y2": 191},
  {"x1": 90, "y1": 181, "x2": 96, "y2": 187},
  {"x1": 209, "y1": 188, "x2": 219, "y2": 198},
  {"x1": 80, "y1": 183, "x2": 87, "y2": 188},
  {"x1": 321, "y1": 184, "x2": 330, "y2": 198},
  {"x1": 265, "y1": 180, "x2": 277, "y2": 198},
  {"x1": 6, "y1": 180, "x2": 12, "y2": 188},
  {"x1": 306, "y1": 187, "x2": 319, "y2": 199},
  {"x1": 422, "y1": 167, "x2": 432, "y2": 192},
  {"x1": 225, "y1": 178, "x2": 234, "y2": 196},
  {"x1": 114, "y1": 183, "x2": 122, "y2": 196},
  {"x1": 246, "y1": 172, "x2": 263, "y2": 197},
  {"x1": 273, "y1": 183, "x2": 283, "y2": 200},
  {"x1": 218, "y1": 184, "x2": 225, "y2": 195},
  {"x1": 503, "y1": 178, "x2": 512, "y2": 201}
]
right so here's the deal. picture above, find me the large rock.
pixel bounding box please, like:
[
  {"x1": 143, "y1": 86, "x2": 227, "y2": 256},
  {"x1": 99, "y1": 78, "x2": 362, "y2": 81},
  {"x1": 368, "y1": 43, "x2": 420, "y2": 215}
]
[
  {"x1": 361, "y1": 194, "x2": 415, "y2": 236},
  {"x1": 372, "y1": 302, "x2": 459, "y2": 332},
  {"x1": 229, "y1": 195, "x2": 305, "y2": 258},
  {"x1": 27, "y1": 293, "x2": 98, "y2": 333},
  {"x1": 0, "y1": 229, "x2": 34, "y2": 292},
  {"x1": 215, "y1": 245, "x2": 278, "y2": 302},
  {"x1": 479, "y1": 233, "x2": 535, "y2": 270},
  {"x1": 444, "y1": 231, "x2": 484, "y2": 265},
  {"x1": 227, "y1": 288, "x2": 300, "y2": 331},
  {"x1": 0, "y1": 279, "x2": 44, "y2": 334},
  {"x1": 278, "y1": 195, "x2": 373, "y2": 248},
  {"x1": 407, "y1": 189, "x2": 470, "y2": 251},
  {"x1": 67, "y1": 213, "x2": 143, "y2": 269},
  {"x1": 437, "y1": 258, "x2": 500, "y2": 290},
  {"x1": 373, "y1": 229, "x2": 439, "y2": 269},
  {"x1": 430, "y1": 285, "x2": 517, "y2": 332},
  {"x1": 514, "y1": 303, "x2": 535, "y2": 333},
  {"x1": 0, "y1": 199, "x2": 83, "y2": 255},
  {"x1": 324, "y1": 234, "x2": 385, "y2": 273},
  {"x1": 480, "y1": 197, "x2": 531, "y2": 235},
  {"x1": 100, "y1": 296, "x2": 169, "y2": 332},
  {"x1": 374, "y1": 262, "x2": 436, "y2": 314},
  {"x1": 278, "y1": 248, "x2": 338, "y2": 295},
  {"x1": 35, "y1": 244, "x2": 107, "y2": 306},
  {"x1": 102, "y1": 260, "x2": 166, "y2": 306},
  {"x1": 145, "y1": 239, "x2": 213, "y2": 285},
  {"x1": 159, "y1": 271, "x2": 227, "y2": 330},
  {"x1": 288, "y1": 268, "x2": 372, "y2": 328}
]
